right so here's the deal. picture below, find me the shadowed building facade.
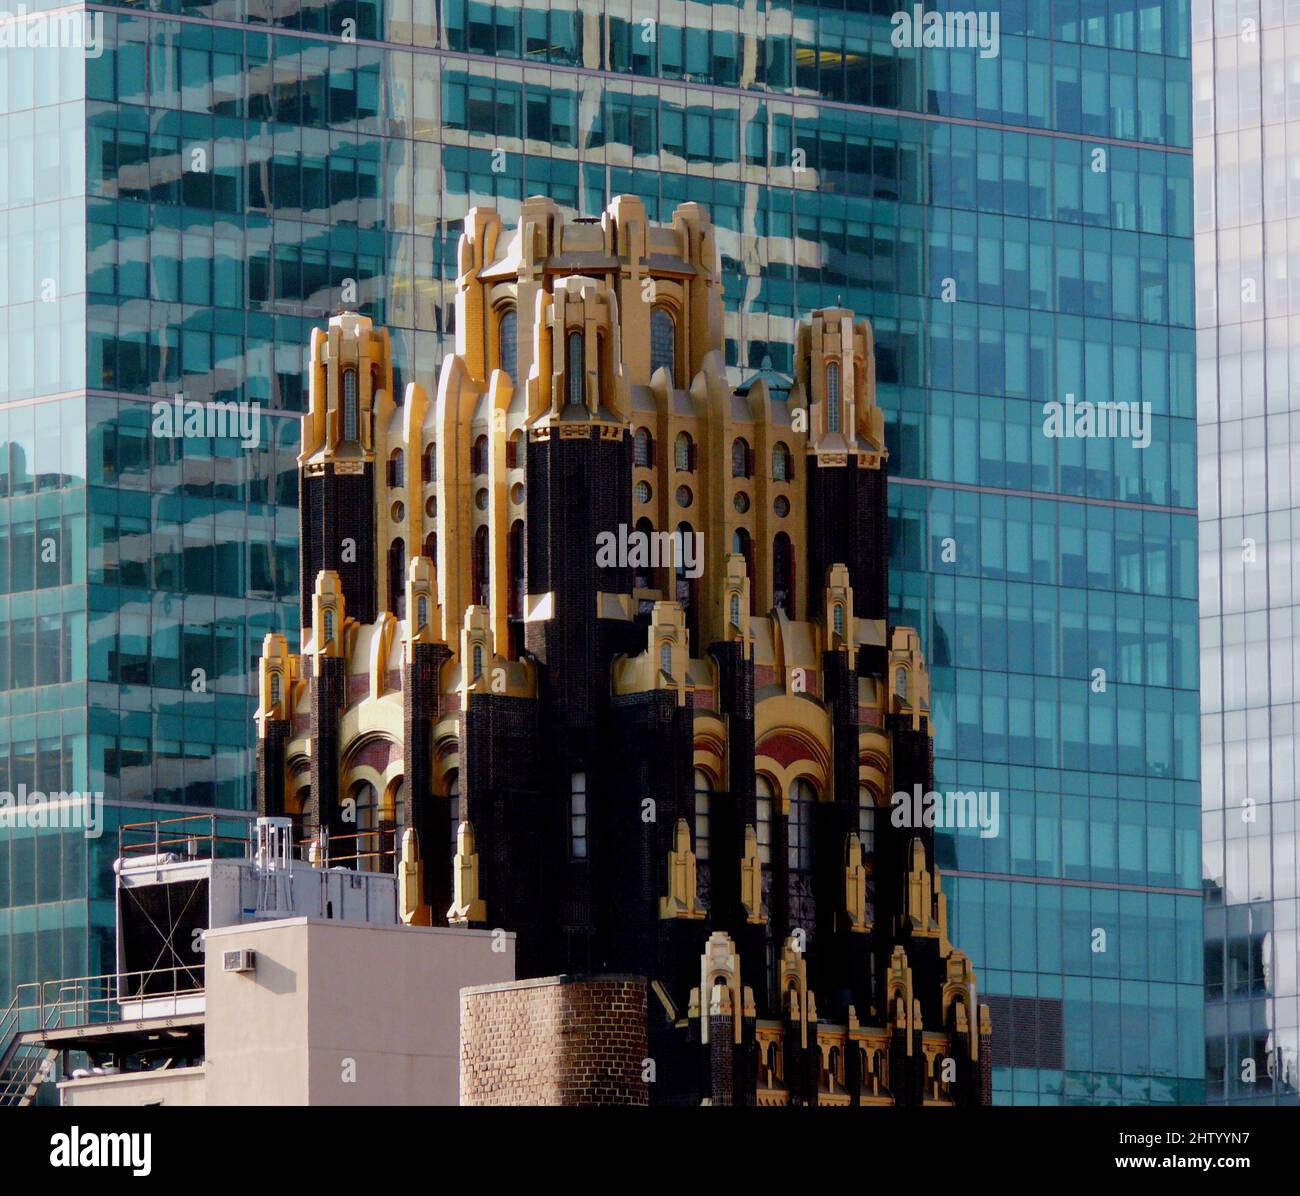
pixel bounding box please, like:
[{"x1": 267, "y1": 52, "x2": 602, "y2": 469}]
[{"x1": 255, "y1": 194, "x2": 991, "y2": 1106}]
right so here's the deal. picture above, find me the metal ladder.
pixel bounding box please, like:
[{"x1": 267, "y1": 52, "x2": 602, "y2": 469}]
[{"x1": 0, "y1": 994, "x2": 56, "y2": 1107}]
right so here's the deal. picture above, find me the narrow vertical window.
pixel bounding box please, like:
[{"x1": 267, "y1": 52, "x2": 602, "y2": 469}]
[
  {"x1": 675, "y1": 523, "x2": 695, "y2": 624},
  {"x1": 566, "y1": 330, "x2": 584, "y2": 408},
  {"x1": 352, "y1": 781, "x2": 378, "y2": 871},
  {"x1": 651, "y1": 306, "x2": 676, "y2": 378},
  {"x1": 417, "y1": 595, "x2": 428, "y2": 630},
  {"x1": 675, "y1": 432, "x2": 692, "y2": 471},
  {"x1": 772, "y1": 442, "x2": 792, "y2": 482},
  {"x1": 570, "y1": 772, "x2": 588, "y2": 858},
  {"x1": 731, "y1": 437, "x2": 750, "y2": 478},
  {"x1": 323, "y1": 609, "x2": 335, "y2": 645},
  {"x1": 498, "y1": 307, "x2": 518, "y2": 378},
  {"x1": 755, "y1": 775, "x2": 774, "y2": 864},
  {"x1": 858, "y1": 786, "x2": 875, "y2": 856},
  {"x1": 448, "y1": 771, "x2": 459, "y2": 853},
  {"x1": 473, "y1": 525, "x2": 489, "y2": 606},
  {"x1": 472, "y1": 643, "x2": 483, "y2": 679},
  {"x1": 634, "y1": 427, "x2": 653, "y2": 467},
  {"x1": 660, "y1": 641, "x2": 672, "y2": 674},
  {"x1": 730, "y1": 592, "x2": 740, "y2": 627},
  {"x1": 732, "y1": 528, "x2": 754, "y2": 613},
  {"x1": 634, "y1": 517, "x2": 656, "y2": 608},
  {"x1": 694, "y1": 769, "x2": 711, "y2": 861},
  {"x1": 270, "y1": 672, "x2": 281, "y2": 706},
  {"x1": 788, "y1": 779, "x2": 815, "y2": 872},
  {"x1": 826, "y1": 363, "x2": 840, "y2": 433},
  {"x1": 833, "y1": 603, "x2": 844, "y2": 638},
  {"x1": 342, "y1": 368, "x2": 359, "y2": 440},
  {"x1": 388, "y1": 539, "x2": 406, "y2": 620},
  {"x1": 773, "y1": 532, "x2": 794, "y2": 616},
  {"x1": 389, "y1": 448, "x2": 404, "y2": 488},
  {"x1": 509, "y1": 520, "x2": 525, "y2": 619}
]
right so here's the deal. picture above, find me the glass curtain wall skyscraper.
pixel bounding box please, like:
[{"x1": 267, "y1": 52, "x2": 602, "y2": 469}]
[
  {"x1": 1194, "y1": 0, "x2": 1300, "y2": 1105},
  {"x1": 0, "y1": 0, "x2": 1199, "y2": 1104}
]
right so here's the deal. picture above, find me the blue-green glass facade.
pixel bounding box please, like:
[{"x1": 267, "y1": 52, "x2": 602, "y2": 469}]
[
  {"x1": 0, "y1": 0, "x2": 1200, "y2": 1103},
  {"x1": 1195, "y1": 0, "x2": 1300, "y2": 1105}
]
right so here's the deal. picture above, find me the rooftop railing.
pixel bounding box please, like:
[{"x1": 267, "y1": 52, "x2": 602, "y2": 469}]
[{"x1": 117, "y1": 813, "x2": 399, "y2": 874}]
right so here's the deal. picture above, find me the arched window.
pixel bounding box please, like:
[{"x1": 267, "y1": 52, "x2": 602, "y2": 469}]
[
  {"x1": 826, "y1": 363, "x2": 841, "y2": 433},
  {"x1": 772, "y1": 441, "x2": 792, "y2": 482},
  {"x1": 506, "y1": 429, "x2": 522, "y2": 469},
  {"x1": 833, "y1": 603, "x2": 844, "y2": 638},
  {"x1": 270, "y1": 672, "x2": 281, "y2": 706},
  {"x1": 341, "y1": 368, "x2": 359, "y2": 441},
  {"x1": 731, "y1": 437, "x2": 750, "y2": 478},
  {"x1": 651, "y1": 306, "x2": 676, "y2": 378},
  {"x1": 323, "y1": 608, "x2": 335, "y2": 645},
  {"x1": 566, "y1": 330, "x2": 584, "y2": 408},
  {"x1": 388, "y1": 448, "x2": 404, "y2": 488},
  {"x1": 788, "y1": 779, "x2": 815, "y2": 872},
  {"x1": 473, "y1": 525, "x2": 489, "y2": 606},
  {"x1": 694, "y1": 769, "x2": 711, "y2": 861},
  {"x1": 570, "y1": 772, "x2": 587, "y2": 858},
  {"x1": 634, "y1": 427, "x2": 653, "y2": 467},
  {"x1": 755, "y1": 775, "x2": 774, "y2": 864},
  {"x1": 895, "y1": 667, "x2": 908, "y2": 700},
  {"x1": 858, "y1": 786, "x2": 876, "y2": 856},
  {"x1": 660, "y1": 640, "x2": 672, "y2": 674},
  {"x1": 417, "y1": 595, "x2": 428, "y2": 630},
  {"x1": 472, "y1": 435, "x2": 488, "y2": 476},
  {"x1": 509, "y1": 520, "x2": 525, "y2": 619},
  {"x1": 498, "y1": 307, "x2": 517, "y2": 378},
  {"x1": 773, "y1": 532, "x2": 794, "y2": 616},
  {"x1": 471, "y1": 643, "x2": 484, "y2": 679},
  {"x1": 730, "y1": 592, "x2": 740, "y2": 627},
  {"x1": 388, "y1": 538, "x2": 406, "y2": 620},
  {"x1": 422, "y1": 443, "x2": 436, "y2": 483},
  {"x1": 674, "y1": 432, "x2": 692, "y2": 472},
  {"x1": 423, "y1": 532, "x2": 437, "y2": 563}
]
